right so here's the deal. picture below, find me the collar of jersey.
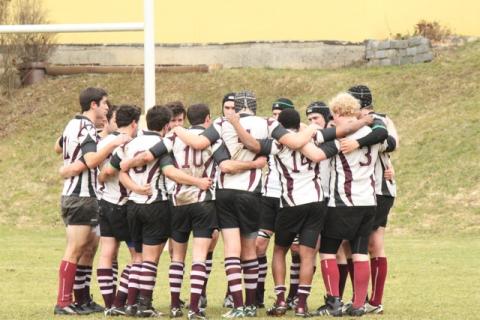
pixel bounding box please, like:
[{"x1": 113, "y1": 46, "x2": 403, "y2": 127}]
[
  {"x1": 239, "y1": 113, "x2": 252, "y2": 118},
  {"x1": 75, "y1": 114, "x2": 95, "y2": 124},
  {"x1": 190, "y1": 125, "x2": 205, "y2": 130},
  {"x1": 142, "y1": 130, "x2": 161, "y2": 136}
]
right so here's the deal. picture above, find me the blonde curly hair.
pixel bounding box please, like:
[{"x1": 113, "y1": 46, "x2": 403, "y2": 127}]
[{"x1": 329, "y1": 93, "x2": 360, "y2": 117}]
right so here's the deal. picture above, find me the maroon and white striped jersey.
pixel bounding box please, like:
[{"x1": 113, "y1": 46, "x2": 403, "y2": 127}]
[
  {"x1": 97, "y1": 132, "x2": 129, "y2": 205},
  {"x1": 320, "y1": 158, "x2": 332, "y2": 199},
  {"x1": 375, "y1": 139, "x2": 397, "y2": 197},
  {"x1": 262, "y1": 155, "x2": 282, "y2": 198},
  {"x1": 259, "y1": 138, "x2": 323, "y2": 207},
  {"x1": 202, "y1": 115, "x2": 288, "y2": 193},
  {"x1": 328, "y1": 126, "x2": 380, "y2": 207},
  {"x1": 159, "y1": 126, "x2": 229, "y2": 206},
  {"x1": 111, "y1": 130, "x2": 172, "y2": 204},
  {"x1": 61, "y1": 115, "x2": 99, "y2": 198}
]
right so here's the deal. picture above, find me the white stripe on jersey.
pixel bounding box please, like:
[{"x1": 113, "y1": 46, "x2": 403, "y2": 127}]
[
  {"x1": 212, "y1": 115, "x2": 281, "y2": 193},
  {"x1": 328, "y1": 126, "x2": 380, "y2": 207},
  {"x1": 117, "y1": 131, "x2": 169, "y2": 204},
  {"x1": 98, "y1": 133, "x2": 129, "y2": 205},
  {"x1": 269, "y1": 140, "x2": 323, "y2": 207},
  {"x1": 320, "y1": 158, "x2": 331, "y2": 198},
  {"x1": 164, "y1": 127, "x2": 218, "y2": 206},
  {"x1": 375, "y1": 140, "x2": 397, "y2": 197},
  {"x1": 61, "y1": 115, "x2": 98, "y2": 198},
  {"x1": 262, "y1": 155, "x2": 282, "y2": 198}
]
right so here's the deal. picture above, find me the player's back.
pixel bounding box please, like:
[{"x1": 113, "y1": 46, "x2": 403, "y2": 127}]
[
  {"x1": 61, "y1": 115, "x2": 98, "y2": 198},
  {"x1": 329, "y1": 126, "x2": 380, "y2": 207},
  {"x1": 167, "y1": 127, "x2": 217, "y2": 205},
  {"x1": 123, "y1": 131, "x2": 168, "y2": 204}
]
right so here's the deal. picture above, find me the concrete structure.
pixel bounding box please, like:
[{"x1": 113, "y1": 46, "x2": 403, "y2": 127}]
[{"x1": 366, "y1": 37, "x2": 434, "y2": 66}]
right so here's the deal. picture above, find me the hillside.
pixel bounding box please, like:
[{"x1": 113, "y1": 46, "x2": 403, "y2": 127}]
[{"x1": 0, "y1": 42, "x2": 479, "y2": 234}]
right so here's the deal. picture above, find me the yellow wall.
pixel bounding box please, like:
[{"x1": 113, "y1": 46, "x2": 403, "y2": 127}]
[{"x1": 42, "y1": 0, "x2": 480, "y2": 43}]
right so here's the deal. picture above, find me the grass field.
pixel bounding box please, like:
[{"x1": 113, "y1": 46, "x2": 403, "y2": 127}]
[
  {"x1": 0, "y1": 41, "x2": 479, "y2": 319},
  {"x1": 1, "y1": 227, "x2": 479, "y2": 319}
]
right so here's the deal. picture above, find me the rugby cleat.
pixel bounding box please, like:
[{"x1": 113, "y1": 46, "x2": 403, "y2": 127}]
[
  {"x1": 222, "y1": 307, "x2": 245, "y2": 318},
  {"x1": 53, "y1": 303, "x2": 89, "y2": 315},
  {"x1": 345, "y1": 305, "x2": 366, "y2": 317},
  {"x1": 364, "y1": 302, "x2": 384, "y2": 314},
  {"x1": 223, "y1": 295, "x2": 234, "y2": 308},
  {"x1": 244, "y1": 305, "x2": 257, "y2": 317},
  {"x1": 266, "y1": 302, "x2": 287, "y2": 317},
  {"x1": 170, "y1": 306, "x2": 183, "y2": 318},
  {"x1": 315, "y1": 295, "x2": 343, "y2": 317},
  {"x1": 188, "y1": 310, "x2": 208, "y2": 320}
]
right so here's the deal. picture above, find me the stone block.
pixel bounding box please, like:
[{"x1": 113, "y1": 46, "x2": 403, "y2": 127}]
[
  {"x1": 400, "y1": 56, "x2": 414, "y2": 65},
  {"x1": 380, "y1": 58, "x2": 391, "y2": 66},
  {"x1": 419, "y1": 37, "x2": 430, "y2": 46},
  {"x1": 385, "y1": 49, "x2": 399, "y2": 57},
  {"x1": 367, "y1": 59, "x2": 381, "y2": 67},
  {"x1": 366, "y1": 40, "x2": 379, "y2": 50},
  {"x1": 406, "y1": 47, "x2": 417, "y2": 56},
  {"x1": 365, "y1": 49, "x2": 375, "y2": 59},
  {"x1": 408, "y1": 36, "x2": 425, "y2": 46},
  {"x1": 390, "y1": 56, "x2": 401, "y2": 65},
  {"x1": 378, "y1": 41, "x2": 391, "y2": 50},
  {"x1": 398, "y1": 49, "x2": 407, "y2": 56},
  {"x1": 414, "y1": 52, "x2": 434, "y2": 63},
  {"x1": 416, "y1": 44, "x2": 431, "y2": 54}
]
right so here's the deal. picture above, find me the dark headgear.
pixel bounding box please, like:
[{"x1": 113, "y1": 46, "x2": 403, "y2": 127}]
[
  {"x1": 348, "y1": 85, "x2": 372, "y2": 108},
  {"x1": 272, "y1": 98, "x2": 295, "y2": 111},
  {"x1": 222, "y1": 92, "x2": 235, "y2": 106},
  {"x1": 234, "y1": 91, "x2": 257, "y2": 114},
  {"x1": 306, "y1": 101, "x2": 332, "y2": 126}
]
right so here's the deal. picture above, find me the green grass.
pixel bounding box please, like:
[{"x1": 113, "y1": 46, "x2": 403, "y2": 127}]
[
  {"x1": 0, "y1": 227, "x2": 479, "y2": 319},
  {"x1": 1, "y1": 42, "x2": 479, "y2": 234}
]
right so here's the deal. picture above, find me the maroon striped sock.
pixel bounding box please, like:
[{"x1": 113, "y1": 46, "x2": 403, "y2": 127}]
[
  {"x1": 225, "y1": 257, "x2": 243, "y2": 308},
  {"x1": 338, "y1": 263, "x2": 349, "y2": 298},
  {"x1": 97, "y1": 268, "x2": 114, "y2": 308},
  {"x1": 370, "y1": 257, "x2": 387, "y2": 306},
  {"x1": 84, "y1": 265, "x2": 93, "y2": 302},
  {"x1": 74, "y1": 265, "x2": 88, "y2": 305},
  {"x1": 352, "y1": 261, "x2": 369, "y2": 308},
  {"x1": 169, "y1": 261, "x2": 184, "y2": 308},
  {"x1": 347, "y1": 258, "x2": 355, "y2": 301},
  {"x1": 288, "y1": 254, "x2": 300, "y2": 299},
  {"x1": 127, "y1": 263, "x2": 142, "y2": 306},
  {"x1": 274, "y1": 285, "x2": 287, "y2": 305},
  {"x1": 112, "y1": 261, "x2": 119, "y2": 295},
  {"x1": 190, "y1": 262, "x2": 207, "y2": 313},
  {"x1": 256, "y1": 255, "x2": 267, "y2": 304},
  {"x1": 57, "y1": 260, "x2": 77, "y2": 307},
  {"x1": 242, "y1": 259, "x2": 259, "y2": 306},
  {"x1": 321, "y1": 259, "x2": 340, "y2": 297},
  {"x1": 114, "y1": 265, "x2": 131, "y2": 308},
  {"x1": 139, "y1": 261, "x2": 158, "y2": 302},
  {"x1": 201, "y1": 252, "x2": 213, "y2": 298},
  {"x1": 296, "y1": 285, "x2": 311, "y2": 310}
]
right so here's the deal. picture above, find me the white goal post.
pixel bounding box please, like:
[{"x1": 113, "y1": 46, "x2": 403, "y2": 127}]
[{"x1": 0, "y1": 0, "x2": 156, "y2": 113}]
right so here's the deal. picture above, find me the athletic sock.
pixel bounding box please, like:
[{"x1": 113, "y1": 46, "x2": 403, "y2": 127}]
[
  {"x1": 74, "y1": 265, "x2": 88, "y2": 305},
  {"x1": 112, "y1": 260, "x2": 119, "y2": 295},
  {"x1": 288, "y1": 254, "x2": 300, "y2": 299},
  {"x1": 202, "y1": 251, "x2": 213, "y2": 298},
  {"x1": 126, "y1": 263, "x2": 142, "y2": 306},
  {"x1": 169, "y1": 261, "x2": 184, "y2": 308},
  {"x1": 189, "y1": 262, "x2": 207, "y2": 313},
  {"x1": 274, "y1": 285, "x2": 287, "y2": 305},
  {"x1": 114, "y1": 265, "x2": 131, "y2": 308},
  {"x1": 138, "y1": 261, "x2": 158, "y2": 302},
  {"x1": 296, "y1": 285, "x2": 311, "y2": 310},
  {"x1": 347, "y1": 258, "x2": 355, "y2": 301},
  {"x1": 97, "y1": 268, "x2": 114, "y2": 308},
  {"x1": 242, "y1": 258, "x2": 259, "y2": 306},
  {"x1": 57, "y1": 260, "x2": 77, "y2": 307},
  {"x1": 321, "y1": 259, "x2": 340, "y2": 297},
  {"x1": 370, "y1": 257, "x2": 387, "y2": 306},
  {"x1": 338, "y1": 263, "x2": 349, "y2": 298},
  {"x1": 83, "y1": 265, "x2": 93, "y2": 302},
  {"x1": 256, "y1": 255, "x2": 268, "y2": 304},
  {"x1": 225, "y1": 257, "x2": 243, "y2": 308},
  {"x1": 352, "y1": 261, "x2": 370, "y2": 308}
]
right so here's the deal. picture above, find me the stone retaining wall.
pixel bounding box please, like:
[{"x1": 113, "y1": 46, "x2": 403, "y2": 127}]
[{"x1": 366, "y1": 36, "x2": 433, "y2": 66}]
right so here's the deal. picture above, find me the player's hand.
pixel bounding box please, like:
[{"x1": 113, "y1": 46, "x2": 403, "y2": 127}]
[
  {"x1": 384, "y1": 166, "x2": 395, "y2": 181},
  {"x1": 196, "y1": 177, "x2": 213, "y2": 191},
  {"x1": 252, "y1": 156, "x2": 267, "y2": 169},
  {"x1": 340, "y1": 138, "x2": 360, "y2": 153},
  {"x1": 134, "y1": 184, "x2": 152, "y2": 196},
  {"x1": 113, "y1": 134, "x2": 132, "y2": 146},
  {"x1": 226, "y1": 113, "x2": 240, "y2": 126}
]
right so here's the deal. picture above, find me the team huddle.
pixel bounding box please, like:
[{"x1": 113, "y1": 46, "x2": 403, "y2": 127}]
[{"x1": 53, "y1": 85, "x2": 398, "y2": 318}]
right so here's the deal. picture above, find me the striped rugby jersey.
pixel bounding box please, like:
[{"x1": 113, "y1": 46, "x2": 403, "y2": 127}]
[
  {"x1": 202, "y1": 114, "x2": 288, "y2": 193},
  {"x1": 61, "y1": 115, "x2": 99, "y2": 198},
  {"x1": 151, "y1": 126, "x2": 229, "y2": 206},
  {"x1": 97, "y1": 132, "x2": 129, "y2": 205},
  {"x1": 110, "y1": 130, "x2": 172, "y2": 204},
  {"x1": 262, "y1": 155, "x2": 282, "y2": 198},
  {"x1": 260, "y1": 139, "x2": 323, "y2": 207},
  {"x1": 374, "y1": 114, "x2": 397, "y2": 197},
  {"x1": 327, "y1": 126, "x2": 380, "y2": 207}
]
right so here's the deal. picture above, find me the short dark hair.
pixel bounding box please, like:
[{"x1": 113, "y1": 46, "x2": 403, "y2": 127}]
[
  {"x1": 79, "y1": 87, "x2": 108, "y2": 112},
  {"x1": 146, "y1": 105, "x2": 172, "y2": 131},
  {"x1": 278, "y1": 108, "x2": 300, "y2": 130},
  {"x1": 165, "y1": 101, "x2": 186, "y2": 118},
  {"x1": 116, "y1": 105, "x2": 141, "y2": 128},
  {"x1": 187, "y1": 104, "x2": 210, "y2": 126},
  {"x1": 106, "y1": 102, "x2": 118, "y2": 122}
]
